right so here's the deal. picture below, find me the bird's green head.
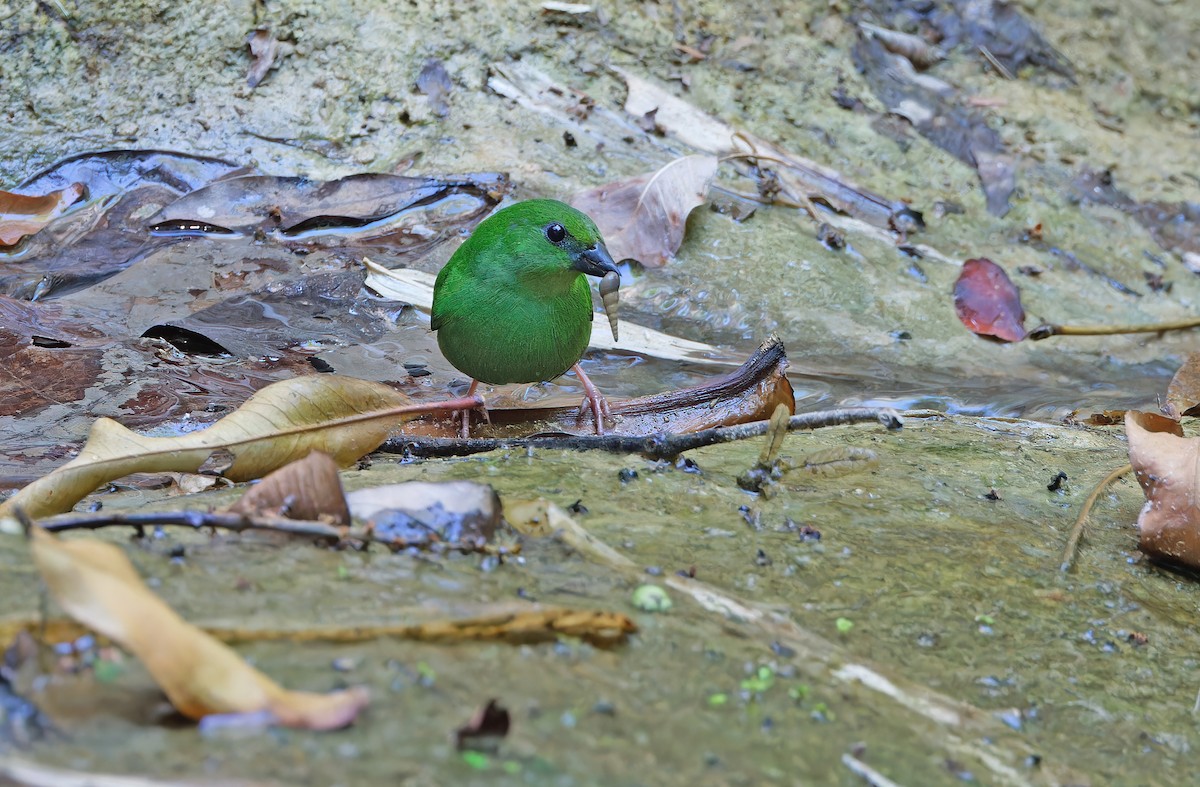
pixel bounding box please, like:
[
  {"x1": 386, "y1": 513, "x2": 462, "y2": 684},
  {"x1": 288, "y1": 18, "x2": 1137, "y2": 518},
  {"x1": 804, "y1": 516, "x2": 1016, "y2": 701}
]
[{"x1": 467, "y1": 198, "x2": 620, "y2": 285}]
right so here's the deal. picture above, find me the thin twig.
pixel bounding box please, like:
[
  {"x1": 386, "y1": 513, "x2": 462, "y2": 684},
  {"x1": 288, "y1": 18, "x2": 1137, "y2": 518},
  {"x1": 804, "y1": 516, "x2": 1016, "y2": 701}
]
[
  {"x1": 1030, "y1": 317, "x2": 1200, "y2": 340},
  {"x1": 978, "y1": 45, "x2": 1014, "y2": 80},
  {"x1": 384, "y1": 407, "x2": 903, "y2": 460},
  {"x1": 1060, "y1": 464, "x2": 1132, "y2": 572},
  {"x1": 841, "y1": 753, "x2": 905, "y2": 787},
  {"x1": 34, "y1": 510, "x2": 502, "y2": 554}
]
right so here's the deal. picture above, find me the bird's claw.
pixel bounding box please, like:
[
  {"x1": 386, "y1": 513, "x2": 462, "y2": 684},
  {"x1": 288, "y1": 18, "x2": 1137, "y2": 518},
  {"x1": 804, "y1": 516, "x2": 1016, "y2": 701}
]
[
  {"x1": 456, "y1": 381, "x2": 489, "y2": 438},
  {"x1": 456, "y1": 405, "x2": 492, "y2": 438},
  {"x1": 571, "y1": 362, "x2": 610, "y2": 436},
  {"x1": 575, "y1": 395, "x2": 610, "y2": 435}
]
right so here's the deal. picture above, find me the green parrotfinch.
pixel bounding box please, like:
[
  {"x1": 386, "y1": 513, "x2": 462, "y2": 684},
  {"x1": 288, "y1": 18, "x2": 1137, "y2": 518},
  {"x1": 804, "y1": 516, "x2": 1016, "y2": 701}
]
[{"x1": 431, "y1": 199, "x2": 621, "y2": 435}]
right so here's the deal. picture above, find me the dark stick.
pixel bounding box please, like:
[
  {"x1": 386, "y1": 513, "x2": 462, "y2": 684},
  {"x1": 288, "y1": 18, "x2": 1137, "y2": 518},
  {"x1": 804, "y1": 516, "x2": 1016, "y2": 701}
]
[
  {"x1": 33, "y1": 510, "x2": 496, "y2": 553},
  {"x1": 382, "y1": 407, "x2": 903, "y2": 460}
]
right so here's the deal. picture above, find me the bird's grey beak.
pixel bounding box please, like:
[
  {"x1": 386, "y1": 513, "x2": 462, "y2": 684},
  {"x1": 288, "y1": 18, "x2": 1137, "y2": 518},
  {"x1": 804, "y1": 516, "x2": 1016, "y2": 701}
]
[{"x1": 573, "y1": 243, "x2": 620, "y2": 278}]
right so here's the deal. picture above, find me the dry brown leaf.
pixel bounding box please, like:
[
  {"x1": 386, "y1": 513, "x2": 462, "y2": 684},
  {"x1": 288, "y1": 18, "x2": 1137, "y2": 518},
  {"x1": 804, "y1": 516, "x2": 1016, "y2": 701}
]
[
  {"x1": 28, "y1": 527, "x2": 369, "y2": 728},
  {"x1": 225, "y1": 451, "x2": 350, "y2": 526},
  {"x1": 0, "y1": 375, "x2": 475, "y2": 524},
  {"x1": 245, "y1": 29, "x2": 279, "y2": 88},
  {"x1": 0, "y1": 184, "x2": 86, "y2": 246},
  {"x1": 953, "y1": 258, "x2": 1027, "y2": 342},
  {"x1": 570, "y1": 154, "x2": 717, "y2": 267},
  {"x1": 1125, "y1": 411, "x2": 1200, "y2": 568},
  {"x1": 1165, "y1": 353, "x2": 1200, "y2": 420},
  {"x1": 397, "y1": 335, "x2": 794, "y2": 439}
]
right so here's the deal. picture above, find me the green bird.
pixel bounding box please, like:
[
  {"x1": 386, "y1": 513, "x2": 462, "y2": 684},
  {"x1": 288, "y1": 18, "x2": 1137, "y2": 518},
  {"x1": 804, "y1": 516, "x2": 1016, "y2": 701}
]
[{"x1": 431, "y1": 199, "x2": 621, "y2": 436}]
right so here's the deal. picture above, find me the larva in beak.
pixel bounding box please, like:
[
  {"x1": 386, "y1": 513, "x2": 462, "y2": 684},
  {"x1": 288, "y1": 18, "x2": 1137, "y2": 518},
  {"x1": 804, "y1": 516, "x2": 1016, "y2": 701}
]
[{"x1": 599, "y1": 271, "x2": 620, "y2": 342}]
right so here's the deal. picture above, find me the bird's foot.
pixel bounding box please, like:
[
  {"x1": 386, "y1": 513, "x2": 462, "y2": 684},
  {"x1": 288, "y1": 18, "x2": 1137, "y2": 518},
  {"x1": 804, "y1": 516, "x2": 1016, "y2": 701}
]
[
  {"x1": 456, "y1": 380, "x2": 490, "y2": 438},
  {"x1": 572, "y1": 362, "x2": 610, "y2": 436}
]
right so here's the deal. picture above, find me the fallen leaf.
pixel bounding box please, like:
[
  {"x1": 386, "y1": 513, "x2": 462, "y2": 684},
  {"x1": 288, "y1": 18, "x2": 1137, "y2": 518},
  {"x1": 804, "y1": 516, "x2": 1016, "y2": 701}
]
[
  {"x1": 1165, "y1": 354, "x2": 1200, "y2": 420},
  {"x1": 14, "y1": 149, "x2": 250, "y2": 201},
  {"x1": 616, "y1": 68, "x2": 924, "y2": 234},
  {"x1": 455, "y1": 699, "x2": 510, "y2": 751},
  {"x1": 0, "y1": 184, "x2": 86, "y2": 246},
  {"x1": 853, "y1": 34, "x2": 1016, "y2": 216},
  {"x1": 1126, "y1": 411, "x2": 1200, "y2": 569},
  {"x1": 346, "y1": 481, "x2": 501, "y2": 546},
  {"x1": 148, "y1": 173, "x2": 495, "y2": 237},
  {"x1": 397, "y1": 335, "x2": 795, "y2": 439},
  {"x1": 953, "y1": 258, "x2": 1027, "y2": 342},
  {"x1": 570, "y1": 154, "x2": 717, "y2": 267},
  {"x1": 245, "y1": 29, "x2": 279, "y2": 88},
  {"x1": 28, "y1": 527, "x2": 369, "y2": 728},
  {"x1": 1073, "y1": 168, "x2": 1200, "y2": 261},
  {"x1": 226, "y1": 451, "x2": 351, "y2": 526},
  {"x1": 416, "y1": 58, "x2": 453, "y2": 117},
  {"x1": 362, "y1": 257, "x2": 740, "y2": 366},
  {"x1": 0, "y1": 375, "x2": 477, "y2": 523}
]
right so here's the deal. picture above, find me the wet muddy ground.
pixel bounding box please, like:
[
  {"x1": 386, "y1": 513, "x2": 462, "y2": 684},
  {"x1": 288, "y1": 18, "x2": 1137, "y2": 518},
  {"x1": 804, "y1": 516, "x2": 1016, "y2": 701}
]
[{"x1": 3, "y1": 0, "x2": 1200, "y2": 783}]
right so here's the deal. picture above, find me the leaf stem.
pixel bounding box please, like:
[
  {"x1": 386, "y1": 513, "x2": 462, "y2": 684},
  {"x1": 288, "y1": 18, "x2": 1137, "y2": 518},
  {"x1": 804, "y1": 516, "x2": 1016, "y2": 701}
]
[
  {"x1": 1030, "y1": 318, "x2": 1200, "y2": 340},
  {"x1": 1060, "y1": 463, "x2": 1132, "y2": 572}
]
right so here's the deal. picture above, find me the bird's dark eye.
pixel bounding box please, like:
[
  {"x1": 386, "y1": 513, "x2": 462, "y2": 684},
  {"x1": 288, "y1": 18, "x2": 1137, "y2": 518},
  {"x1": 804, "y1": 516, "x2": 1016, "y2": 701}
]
[{"x1": 546, "y1": 223, "x2": 566, "y2": 244}]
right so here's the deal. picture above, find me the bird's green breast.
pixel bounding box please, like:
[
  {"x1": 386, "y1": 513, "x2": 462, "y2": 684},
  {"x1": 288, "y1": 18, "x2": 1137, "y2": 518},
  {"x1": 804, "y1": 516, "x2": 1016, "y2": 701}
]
[{"x1": 433, "y1": 262, "x2": 594, "y2": 385}]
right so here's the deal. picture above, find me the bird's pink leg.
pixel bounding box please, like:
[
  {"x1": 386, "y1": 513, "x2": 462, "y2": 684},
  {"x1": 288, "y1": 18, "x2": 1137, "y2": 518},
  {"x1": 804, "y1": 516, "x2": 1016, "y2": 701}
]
[
  {"x1": 457, "y1": 379, "x2": 490, "y2": 437},
  {"x1": 572, "y1": 363, "x2": 610, "y2": 435}
]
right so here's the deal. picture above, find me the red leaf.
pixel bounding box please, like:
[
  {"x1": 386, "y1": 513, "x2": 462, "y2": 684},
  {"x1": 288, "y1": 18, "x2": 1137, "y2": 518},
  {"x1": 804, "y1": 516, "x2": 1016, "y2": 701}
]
[{"x1": 953, "y1": 258, "x2": 1027, "y2": 342}]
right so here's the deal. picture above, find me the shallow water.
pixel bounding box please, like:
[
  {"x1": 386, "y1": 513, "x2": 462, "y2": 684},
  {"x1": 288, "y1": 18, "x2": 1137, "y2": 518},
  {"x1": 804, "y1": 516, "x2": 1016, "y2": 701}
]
[{"x1": 3, "y1": 0, "x2": 1200, "y2": 783}]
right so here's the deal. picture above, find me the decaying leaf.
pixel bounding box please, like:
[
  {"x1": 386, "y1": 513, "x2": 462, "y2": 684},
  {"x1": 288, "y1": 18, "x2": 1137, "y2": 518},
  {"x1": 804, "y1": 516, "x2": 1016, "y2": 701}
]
[
  {"x1": 1165, "y1": 353, "x2": 1200, "y2": 420},
  {"x1": 15, "y1": 149, "x2": 250, "y2": 201},
  {"x1": 570, "y1": 154, "x2": 717, "y2": 267},
  {"x1": 28, "y1": 527, "x2": 369, "y2": 728},
  {"x1": 953, "y1": 258, "x2": 1027, "y2": 342},
  {"x1": 148, "y1": 173, "x2": 490, "y2": 236},
  {"x1": 346, "y1": 481, "x2": 502, "y2": 546},
  {"x1": 396, "y1": 335, "x2": 795, "y2": 439},
  {"x1": 1126, "y1": 411, "x2": 1200, "y2": 569},
  {"x1": 1073, "y1": 168, "x2": 1200, "y2": 262},
  {"x1": 853, "y1": 34, "x2": 1016, "y2": 216},
  {"x1": 616, "y1": 68, "x2": 924, "y2": 236},
  {"x1": 245, "y1": 29, "x2": 279, "y2": 88},
  {"x1": 0, "y1": 184, "x2": 86, "y2": 246},
  {"x1": 225, "y1": 451, "x2": 351, "y2": 526},
  {"x1": 0, "y1": 375, "x2": 477, "y2": 523}
]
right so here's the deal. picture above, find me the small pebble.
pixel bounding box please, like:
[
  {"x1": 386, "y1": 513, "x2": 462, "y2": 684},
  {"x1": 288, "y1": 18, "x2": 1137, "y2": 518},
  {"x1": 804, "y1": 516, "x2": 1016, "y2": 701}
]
[{"x1": 331, "y1": 657, "x2": 359, "y2": 673}]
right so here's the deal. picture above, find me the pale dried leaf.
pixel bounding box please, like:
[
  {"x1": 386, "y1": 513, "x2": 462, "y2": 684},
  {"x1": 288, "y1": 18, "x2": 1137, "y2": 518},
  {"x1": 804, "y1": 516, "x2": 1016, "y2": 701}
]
[
  {"x1": 570, "y1": 154, "x2": 718, "y2": 267},
  {"x1": 361, "y1": 258, "x2": 738, "y2": 366},
  {"x1": 29, "y1": 527, "x2": 369, "y2": 728},
  {"x1": 617, "y1": 68, "x2": 735, "y2": 152},
  {"x1": 0, "y1": 375, "x2": 440, "y2": 523},
  {"x1": 245, "y1": 29, "x2": 279, "y2": 88}
]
